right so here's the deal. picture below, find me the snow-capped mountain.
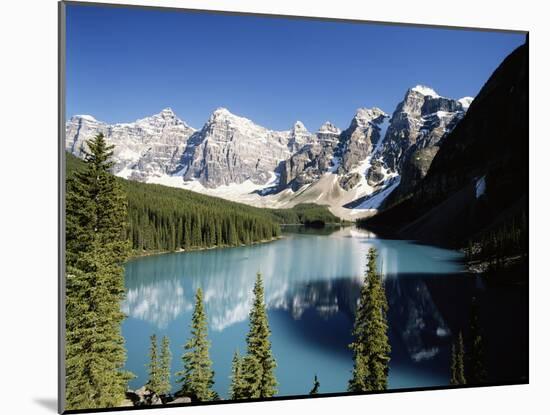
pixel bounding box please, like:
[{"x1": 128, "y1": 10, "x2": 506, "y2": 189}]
[
  {"x1": 278, "y1": 119, "x2": 343, "y2": 190},
  {"x1": 379, "y1": 85, "x2": 471, "y2": 175},
  {"x1": 65, "y1": 85, "x2": 472, "y2": 219},
  {"x1": 65, "y1": 107, "x2": 196, "y2": 180},
  {"x1": 179, "y1": 108, "x2": 292, "y2": 187},
  {"x1": 336, "y1": 107, "x2": 388, "y2": 190},
  {"x1": 375, "y1": 86, "x2": 472, "y2": 206}
]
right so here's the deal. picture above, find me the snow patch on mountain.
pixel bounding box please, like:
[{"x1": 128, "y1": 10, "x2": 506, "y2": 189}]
[
  {"x1": 328, "y1": 155, "x2": 341, "y2": 173},
  {"x1": 354, "y1": 107, "x2": 386, "y2": 127},
  {"x1": 147, "y1": 170, "x2": 283, "y2": 202},
  {"x1": 318, "y1": 121, "x2": 341, "y2": 135},
  {"x1": 458, "y1": 96, "x2": 474, "y2": 110},
  {"x1": 354, "y1": 177, "x2": 401, "y2": 210},
  {"x1": 75, "y1": 114, "x2": 98, "y2": 122},
  {"x1": 117, "y1": 166, "x2": 135, "y2": 179},
  {"x1": 475, "y1": 175, "x2": 486, "y2": 199},
  {"x1": 293, "y1": 120, "x2": 307, "y2": 130},
  {"x1": 412, "y1": 85, "x2": 440, "y2": 97},
  {"x1": 377, "y1": 116, "x2": 391, "y2": 149},
  {"x1": 345, "y1": 115, "x2": 395, "y2": 195}
]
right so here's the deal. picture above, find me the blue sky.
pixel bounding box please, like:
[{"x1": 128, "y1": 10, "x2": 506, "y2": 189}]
[{"x1": 66, "y1": 4, "x2": 526, "y2": 131}]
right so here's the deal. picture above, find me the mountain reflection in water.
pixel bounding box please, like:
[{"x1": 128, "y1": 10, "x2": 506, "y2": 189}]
[{"x1": 122, "y1": 227, "x2": 526, "y2": 397}]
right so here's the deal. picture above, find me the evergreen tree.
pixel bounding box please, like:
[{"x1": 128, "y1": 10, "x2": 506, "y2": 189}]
[
  {"x1": 450, "y1": 343, "x2": 459, "y2": 385},
  {"x1": 229, "y1": 350, "x2": 247, "y2": 400},
  {"x1": 159, "y1": 336, "x2": 172, "y2": 396},
  {"x1": 469, "y1": 299, "x2": 487, "y2": 384},
  {"x1": 239, "y1": 354, "x2": 262, "y2": 398},
  {"x1": 309, "y1": 375, "x2": 320, "y2": 395},
  {"x1": 146, "y1": 334, "x2": 161, "y2": 393},
  {"x1": 348, "y1": 248, "x2": 390, "y2": 392},
  {"x1": 66, "y1": 135, "x2": 129, "y2": 266},
  {"x1": 348, "y1": 349, "x2": 369, "y2": 392},
  {"x1": 242, "y1": 272, "x2": 278, "y2": 398},
  {"x1": 457, "y1": 332, "x2": 467, "y2": 385},
  {"x1": 65, "y1": 134, "x2": 132, "y2": 410},
  {"x1": 450, "y1": 332, "x2": 466, "y2": 385},
  {"x1": 176, "y1": 288, "x2": 215, "y2": 401}
]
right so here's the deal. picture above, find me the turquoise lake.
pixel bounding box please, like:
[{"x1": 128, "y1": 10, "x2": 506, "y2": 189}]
[{"x1": 122, "y1": 226, "x2": 527, "y2": 397}]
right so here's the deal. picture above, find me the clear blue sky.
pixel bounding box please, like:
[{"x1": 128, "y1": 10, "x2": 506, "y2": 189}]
[{"x1": 66, "y1": 4, "x2": 526, "y2": 131}]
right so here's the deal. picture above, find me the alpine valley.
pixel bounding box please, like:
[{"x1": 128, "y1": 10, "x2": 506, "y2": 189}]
[
  {"x1": 66, "y1": 85, "x2": 472, "y2": 220},
  {"x1": 62, "y1": 7, "x2": 529, "y2": 410}
]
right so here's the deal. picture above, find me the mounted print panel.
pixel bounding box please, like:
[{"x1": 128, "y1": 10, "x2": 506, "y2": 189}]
[{"x1": 59, "y1": 1, "x2": 528, "y2": 413}]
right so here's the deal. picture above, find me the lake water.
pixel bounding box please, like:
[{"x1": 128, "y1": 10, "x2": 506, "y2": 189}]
[{"x1": 122, "y1": 226, "x2": 527, "y2": 397}]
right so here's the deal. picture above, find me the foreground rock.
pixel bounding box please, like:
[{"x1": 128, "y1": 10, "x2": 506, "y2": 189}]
[
  {"x1": 168, "y1": 397, "x2": 192, "y2": 404},
  {"x1": 124, "y1": 385, "x2": 193, "y2": 407},
  {"x1": 126, "y1": 386, "x2": 165, "y2": 406}
]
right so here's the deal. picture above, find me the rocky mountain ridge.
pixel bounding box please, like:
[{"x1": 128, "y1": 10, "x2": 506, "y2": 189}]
[
  {"x1": 66, "y1": 107, "x2": 196, "y2": 180},
  {"x1": 66, "y1": 85, "x2": 472, "y2": 219}
]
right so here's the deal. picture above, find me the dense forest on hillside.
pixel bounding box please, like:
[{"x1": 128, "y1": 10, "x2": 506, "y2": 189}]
[
  {"x1": 270, "y1": 203, "x2": 341, "y2": 226},
  {"x1": 66, "y1": 152, "x2": 338, "y2": 254},
  {"x1": 465, "y1": 210, "x2": 527, "y2": 267}
]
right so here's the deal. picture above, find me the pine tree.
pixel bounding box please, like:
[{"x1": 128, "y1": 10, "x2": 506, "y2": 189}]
[
  {"x1": 184, "y1": 218, "x2": 191, "y2": 250},
  {"x1": 229, "y1": 350, "x2": 247, "y2": 400},
  {"x1": 176, "y1": 288, "x2": 215, "y2": 401},
  {"x1": 450, "y1": 332, "x2": 467, "y2": 385},
  {"x1": 450, "y1": 343, "x2": 459, "y2": 385},
  {"x1": 309, "y1": 375, "x2": 320, "y2": 395},
  {"x1": 66, "y1": 135, "x2": 129, "y2": 266},
  {"x1": 159, "y1": 336, "x2": 172, "y2": 396},
  {"x1": 242, "y1": 272, "x2": 278, "y2": 398},
  {"x1": 146, "y1": 334, "x2": 161, "y2": 393},
  {"x1": 469, "y1": 299, "x2": 487, "y2": 384},
  {"x1": 348, "y1": 248, "x2": 390, "y2": 392},
  {"x1": 239, "y1": 354, "x2": 262, "y2": 398},
  {"x1": 228, "y1": 221, "x2": 238, "y2": 246},
  {"x1": 457, "y1": 332, "x2": 467, "y2": 385},
  {"x1": 65, "y1": 133, "x2": 132, "y2": 410}
]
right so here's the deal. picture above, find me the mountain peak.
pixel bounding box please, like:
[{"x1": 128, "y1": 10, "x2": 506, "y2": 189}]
[
  {"x1": 318, "y1": 121, "x2": 340, "y2": 135},
  {"x1": 159, "y1": 107, "x2": 175, "y2": 116},
  {"x1": 354, "y1": 107, "x2": 387, "y2": 126},
  {"x1": 209, "y1": 107, "x2": 242, "y2": 123},
  {"x1": 458, "y1": 97, "x2": 474, "y2": 110},
  {"x1": 206, "y1": 108, "x2": 264, "y2": 134},
  {"x1": 292, "y1": 120, "x2": 307, "y2": 131},
  {"x1": 208, "y1": 107, "x2": 235, "y2": 123},
  {"x1": 73, "y1": 114, "x2": 98, "y2": 122},
  {"x1": 410, "y1": 85, "x2": 440, "y2": 97},
  {"x1": 136, "y1": 107, "x2": 193, "y2": 129},
  {"x1": 213, "y1": 107, "x2": 231, "y2": 116}
]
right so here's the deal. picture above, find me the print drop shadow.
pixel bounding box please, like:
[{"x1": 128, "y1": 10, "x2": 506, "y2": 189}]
[{"x1": 34, "y1": 397, "x2": 57, "y2": 412}]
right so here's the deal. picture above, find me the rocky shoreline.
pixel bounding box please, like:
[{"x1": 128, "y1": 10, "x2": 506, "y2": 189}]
[
  {"x1": 127, "y1": 235, "x2": 284, "y2": 261},
  {"x1": 119, "y1": 386, "x2": 192, "y2": 408}
]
